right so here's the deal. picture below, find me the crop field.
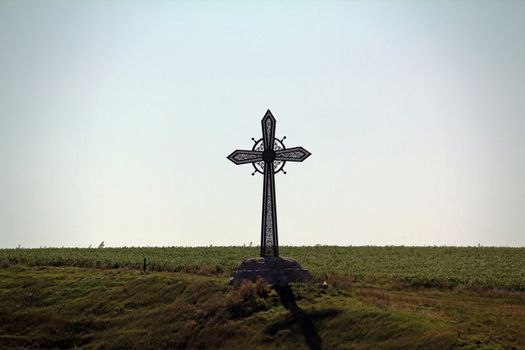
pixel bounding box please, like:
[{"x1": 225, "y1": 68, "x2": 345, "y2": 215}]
[{"x1": 1, "y1": 246, "x2": 524, "y2": 290}]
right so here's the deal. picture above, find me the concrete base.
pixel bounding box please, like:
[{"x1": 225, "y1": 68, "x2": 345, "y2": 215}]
[{"x1": 230, "y1": 256, "x2": 312, "y2": 286}]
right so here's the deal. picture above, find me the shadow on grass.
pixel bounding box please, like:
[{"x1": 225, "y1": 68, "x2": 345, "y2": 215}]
[{"x1": 269, "y1": 285, "x2": 341, "y2": 350}]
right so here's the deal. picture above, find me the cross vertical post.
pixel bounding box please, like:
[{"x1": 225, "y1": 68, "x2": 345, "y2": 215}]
[{"x1": 261, "y1": 112, "x2": 278, "y2": 256}]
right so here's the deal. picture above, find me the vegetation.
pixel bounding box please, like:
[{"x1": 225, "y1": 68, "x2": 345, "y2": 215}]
[
  {"x1": 1, "y1": 246, "x2": 524, "y2": 290},
  {"x1": 1, "y1": 247, "x2": 524, "y2": 348},
  {"x1": 1, "y1": 264, "x2": 524, "y2": 349}
]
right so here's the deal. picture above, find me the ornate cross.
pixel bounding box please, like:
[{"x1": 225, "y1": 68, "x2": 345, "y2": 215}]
[{"x1": 227, "y1": 110, "x2": 311, "y2": 257}]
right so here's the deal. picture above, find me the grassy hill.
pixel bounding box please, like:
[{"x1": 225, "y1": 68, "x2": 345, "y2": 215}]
[{"x1": 1, "y1": 247, "x2": 525, "y2": 349}]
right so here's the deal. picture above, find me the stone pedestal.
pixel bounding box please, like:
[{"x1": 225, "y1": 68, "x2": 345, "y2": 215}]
[{"x1": 230, "y1": 256, "x2": 312, "y2": 286}]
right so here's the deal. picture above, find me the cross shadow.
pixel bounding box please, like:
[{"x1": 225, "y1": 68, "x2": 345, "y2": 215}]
[{"x1": 269, "y1": 285, "x2": 340, "y2": 350}]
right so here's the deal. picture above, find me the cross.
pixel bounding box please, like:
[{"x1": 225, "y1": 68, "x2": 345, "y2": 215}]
[{"x1": 227, "y1": 110, "x2": 311, "y2": 257}]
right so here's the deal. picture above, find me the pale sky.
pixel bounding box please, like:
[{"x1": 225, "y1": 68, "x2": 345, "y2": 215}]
[{"x1": 1, "y1": 1, "x2": 524, "y2": 248}]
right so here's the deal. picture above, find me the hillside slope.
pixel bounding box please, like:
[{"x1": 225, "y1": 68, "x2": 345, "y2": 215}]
[{"x1": 1, "y1": 265, "x2": 524, "y2": 349}]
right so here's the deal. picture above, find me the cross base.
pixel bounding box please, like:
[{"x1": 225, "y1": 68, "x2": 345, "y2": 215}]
[{"x1": 230, "y1": 257, "x2": 312, "y2": 287}]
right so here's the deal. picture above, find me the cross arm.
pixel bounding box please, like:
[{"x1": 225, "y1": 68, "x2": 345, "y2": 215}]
[
  {"x1": 227, "y1": 150, "x2": 263, "y2": 165},
  {"x1": 275, "y1": 147, "x2": 311, "y2": 162}
]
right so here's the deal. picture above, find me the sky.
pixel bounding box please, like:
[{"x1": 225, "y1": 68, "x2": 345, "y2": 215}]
[{"x1": 0, "y1": 1, "x2": 524, "y2": 248}]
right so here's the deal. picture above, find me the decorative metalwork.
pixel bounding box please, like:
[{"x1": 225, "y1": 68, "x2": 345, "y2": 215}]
[{"x1": 227, "y1": 110, "x2": 311, "y2": 257}]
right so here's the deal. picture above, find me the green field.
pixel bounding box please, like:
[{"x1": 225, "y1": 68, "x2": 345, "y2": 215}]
[
  {"x1": 1, "y1": 246, "x2": 525, "y2": 349},
  {"x1": 1, "y1": 246, "x2": 524, "y2": 290}
]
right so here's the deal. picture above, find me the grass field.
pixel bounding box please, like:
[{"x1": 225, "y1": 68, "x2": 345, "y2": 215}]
[
  {"x1": 1, "y1": 246, "x2": 524, "y2": 290},
  {"x1": 1, "y1": 247, "x2": 525, "y2": 349}
]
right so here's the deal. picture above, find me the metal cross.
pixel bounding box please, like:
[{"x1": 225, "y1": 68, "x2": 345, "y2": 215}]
[{"x1": 227, "y1": 110, "x2": 311, "y2": 257}]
